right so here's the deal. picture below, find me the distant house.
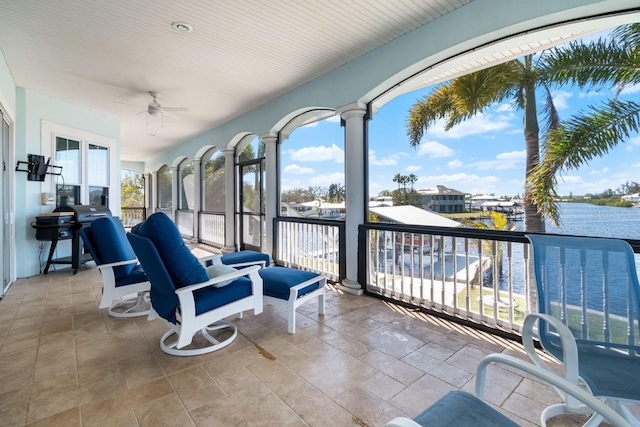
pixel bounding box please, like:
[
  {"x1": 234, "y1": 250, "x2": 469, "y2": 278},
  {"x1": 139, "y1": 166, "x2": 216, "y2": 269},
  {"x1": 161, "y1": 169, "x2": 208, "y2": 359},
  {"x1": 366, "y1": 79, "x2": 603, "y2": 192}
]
[
  {"x1": 469, "y1": 194, "x2": 500, "y2": 211},
  {"x1": 622, "y1": 193, "x2": 640, "y2": 203},
  {"x1": 417, "y1": 185, "x2": 467, "y2": 213}
]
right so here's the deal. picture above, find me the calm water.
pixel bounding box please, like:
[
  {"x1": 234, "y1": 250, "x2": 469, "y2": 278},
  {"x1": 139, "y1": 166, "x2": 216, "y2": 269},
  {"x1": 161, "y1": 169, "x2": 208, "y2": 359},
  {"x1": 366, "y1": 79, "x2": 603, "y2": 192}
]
[{"x1": 533, "y1": 202, "x2": 640, "y2": 239}]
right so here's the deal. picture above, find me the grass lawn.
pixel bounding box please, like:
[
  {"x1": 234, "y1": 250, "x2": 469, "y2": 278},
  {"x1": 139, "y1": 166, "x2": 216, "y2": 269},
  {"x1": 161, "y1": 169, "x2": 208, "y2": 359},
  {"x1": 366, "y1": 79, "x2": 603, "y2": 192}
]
[
  {"x1": 441, "y1": 212, "x2": 490, "y2": 220},
  {"x1": 457, "y1": 286, "x2": 526, "y2": 323}
]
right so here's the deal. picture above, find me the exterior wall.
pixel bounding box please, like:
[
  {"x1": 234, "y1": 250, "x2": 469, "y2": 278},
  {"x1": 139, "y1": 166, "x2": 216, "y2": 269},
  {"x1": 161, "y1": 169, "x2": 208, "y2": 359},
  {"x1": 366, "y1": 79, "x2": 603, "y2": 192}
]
[
  {"x1": 15, "y1": 88, "x2": 120, "y2": 277},
  {"x1": 122, "y1": 161, "x2": 145, "y2": 174}
]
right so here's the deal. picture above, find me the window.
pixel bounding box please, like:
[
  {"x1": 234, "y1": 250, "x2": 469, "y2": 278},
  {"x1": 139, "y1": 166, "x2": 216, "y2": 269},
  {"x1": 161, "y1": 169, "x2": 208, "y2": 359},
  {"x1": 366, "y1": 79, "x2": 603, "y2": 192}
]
[
  {"x1": 157, "y1": 165, "x2": 172, "y2": 209},
  {"x1": 203, "y1": 150, "x2": 225, "y2": 212},
  {"x1": 179, "y1": 161, "x2": 194, "y2": 210},
  {"x1": 55, "y1": 137, "x2": 109, "y2": 207}
]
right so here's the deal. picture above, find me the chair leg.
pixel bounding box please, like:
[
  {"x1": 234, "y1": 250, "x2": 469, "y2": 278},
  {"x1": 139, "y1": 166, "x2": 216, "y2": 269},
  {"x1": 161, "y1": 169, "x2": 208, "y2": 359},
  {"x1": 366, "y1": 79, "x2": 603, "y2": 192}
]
[
  {"x1": 318, "y1": 292, "x2": 325, "y2": 315},
  {"x1": 288, "y1": 298, "x2": 296, "y2": 334},
  {"x1": 159, "y1": 320, "x2": 238, "y2": 357},
  {"x1": 107, "y1": 292, "x2": 150, "y2": 318}
]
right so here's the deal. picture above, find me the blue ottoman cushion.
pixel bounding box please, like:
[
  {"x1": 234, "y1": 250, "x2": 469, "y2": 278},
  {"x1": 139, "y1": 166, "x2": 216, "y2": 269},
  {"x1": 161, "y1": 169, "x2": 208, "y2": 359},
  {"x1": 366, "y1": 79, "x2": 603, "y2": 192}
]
[
  {"x1": 221, "y1": 250, "x2": 270, "y2": 267},
  {"x1": 259, "y1": 267, "x2": 321, "y2": 300}
]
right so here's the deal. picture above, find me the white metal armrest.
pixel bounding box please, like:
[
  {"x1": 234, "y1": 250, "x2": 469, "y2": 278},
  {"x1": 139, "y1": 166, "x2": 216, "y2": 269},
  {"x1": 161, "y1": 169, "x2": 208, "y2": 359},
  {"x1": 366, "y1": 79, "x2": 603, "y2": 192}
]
[
  {"x1": 96, "y1": 258, "x2": 139, "y2": 270},
  {"x1": 175, "y1": 264, "x2": 262, "y2": 295},
  {"x1": 522, "y1": 313, "x2": 582, "y2": 390},
  {"x1": 476, "y1": 354, "x2": 630, "y2": 427}
]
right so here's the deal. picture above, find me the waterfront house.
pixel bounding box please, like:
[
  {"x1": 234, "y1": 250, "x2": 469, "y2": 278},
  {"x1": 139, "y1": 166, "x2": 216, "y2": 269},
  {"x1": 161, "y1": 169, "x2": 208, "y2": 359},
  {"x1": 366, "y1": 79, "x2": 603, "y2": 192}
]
[
  {"x1": 0, "y1": 1, "x2": 638, "y2": 425},
  {"x1": 416, "y1": 185, "x2": 467, "y2": 213}
]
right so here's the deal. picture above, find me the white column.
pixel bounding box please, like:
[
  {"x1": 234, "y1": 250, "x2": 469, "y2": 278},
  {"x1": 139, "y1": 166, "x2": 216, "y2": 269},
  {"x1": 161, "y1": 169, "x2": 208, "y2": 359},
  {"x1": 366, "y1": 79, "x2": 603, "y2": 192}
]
[
  {"x1": 337, "y1": 103, "x2": 367, "y2": 296},
  {"x1": 223, "y1": 148, "x2": 236, "y2": 253},
  {"x1": 192, "y1": 159, "x2": 202, "y2": 242},
  {"x1": 261, "y1": 133, "x2": 278, "y2": 259},
  {"x1": 150, "y1": 172, "x2": 157, "y2": 215},
  {"x1": 170, "y1": 165, "x2": 178, "y2": 221}
]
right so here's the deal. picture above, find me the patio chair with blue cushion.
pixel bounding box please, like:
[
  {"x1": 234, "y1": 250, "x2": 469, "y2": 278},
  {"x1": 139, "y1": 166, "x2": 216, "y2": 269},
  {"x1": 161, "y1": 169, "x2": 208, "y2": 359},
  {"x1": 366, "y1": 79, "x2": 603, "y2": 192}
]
[
  {"x1": 128, "y1": 212, "x2": 263, "y2": 356},
  {"x1": 79, "y1": 216, "x2": 150, "y2": 318},
  {"x1": 525, "y1": 234, "x2": 640, "y2": 425},
  {"x1": 385, "y1": 352, "x2": 630, "y2": 427}
]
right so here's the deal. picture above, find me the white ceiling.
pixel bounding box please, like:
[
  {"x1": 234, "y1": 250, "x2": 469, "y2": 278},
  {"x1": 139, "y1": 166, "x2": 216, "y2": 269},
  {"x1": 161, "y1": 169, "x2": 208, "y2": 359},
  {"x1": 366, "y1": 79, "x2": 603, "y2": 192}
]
[{"x1": 0, "y1": 0, "x2": 471, "y2": 161}]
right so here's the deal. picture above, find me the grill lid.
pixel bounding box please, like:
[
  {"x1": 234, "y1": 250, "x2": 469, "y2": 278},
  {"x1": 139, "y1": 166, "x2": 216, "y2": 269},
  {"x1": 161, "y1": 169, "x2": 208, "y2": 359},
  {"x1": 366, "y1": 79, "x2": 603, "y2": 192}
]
[{"x1": 53, "y1": 205, "x2": 112, "y2": 222}]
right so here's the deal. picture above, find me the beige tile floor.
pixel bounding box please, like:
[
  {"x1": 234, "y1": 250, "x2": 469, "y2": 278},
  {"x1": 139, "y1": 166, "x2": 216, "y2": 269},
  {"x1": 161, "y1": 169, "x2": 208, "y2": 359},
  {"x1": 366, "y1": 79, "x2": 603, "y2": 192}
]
[{"x1": 0, "y1": 264, "x2": 623, "y2": 426}]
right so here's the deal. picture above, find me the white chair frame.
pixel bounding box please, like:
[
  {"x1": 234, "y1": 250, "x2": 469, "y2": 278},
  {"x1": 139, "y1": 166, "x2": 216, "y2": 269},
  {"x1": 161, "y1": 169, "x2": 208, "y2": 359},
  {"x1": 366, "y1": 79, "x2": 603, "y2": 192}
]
[
  {"x1": 263, "y1": 275, "x2": 326, "y2": 334},
  {"x1": 148, "y1": 264, "x2": 264, "y2": 356},
  {"x1": 97, "y1": 258, "x2": 150, "y2": 318}
]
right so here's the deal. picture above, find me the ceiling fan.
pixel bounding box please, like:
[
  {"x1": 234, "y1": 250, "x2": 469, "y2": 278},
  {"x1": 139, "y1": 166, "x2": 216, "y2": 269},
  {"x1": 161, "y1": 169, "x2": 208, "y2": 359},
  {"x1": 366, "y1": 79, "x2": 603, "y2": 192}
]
[{"x1": 132, "y1": 91, "x2": 189, "y2": 126}]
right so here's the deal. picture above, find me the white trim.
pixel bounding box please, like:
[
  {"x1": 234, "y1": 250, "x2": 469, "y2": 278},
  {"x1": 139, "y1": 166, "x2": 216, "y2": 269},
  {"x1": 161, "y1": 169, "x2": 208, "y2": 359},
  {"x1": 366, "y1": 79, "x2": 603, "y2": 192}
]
[
  {"x1": 40, "y1": 120, "x2": 118, "y2": 214},
  {"x1": 1, "y1": 108, "x2": 16, "y2": 294}
]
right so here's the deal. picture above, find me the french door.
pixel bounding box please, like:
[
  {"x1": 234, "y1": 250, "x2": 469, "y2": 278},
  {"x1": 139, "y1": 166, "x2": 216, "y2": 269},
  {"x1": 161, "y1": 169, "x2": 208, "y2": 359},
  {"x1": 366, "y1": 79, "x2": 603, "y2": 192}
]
[
  {"x1": 238, "y1": 159, "x2": 265, "y2": 252},
  {"x1": 1, "y1": 109, "x2": 13, "y2": 296}
]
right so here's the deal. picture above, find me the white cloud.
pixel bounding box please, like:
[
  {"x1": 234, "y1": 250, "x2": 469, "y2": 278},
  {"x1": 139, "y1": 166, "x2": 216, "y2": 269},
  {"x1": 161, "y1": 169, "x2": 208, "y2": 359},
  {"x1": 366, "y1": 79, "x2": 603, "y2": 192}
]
[
  {"x1": 427, "y1": 113, "x2": 513, "y2": 139},
  {"x1": 471, "y1": 150, "x2": 525, "y2": 171},
  {"x1": 620, "y1": 83, "x2": 640, "y2": 95},
  {"x1": 578, "y1": 91, "x2": 603, "y2": 98},
  {"x1": 405, "y1": 165, "x2": 421, "y2": 172},
  {"x1": 369, "y1": 150, "x2": 398, "y2": 166},
  {"x1": 287, "y1": 144, "x2": 344, "y2": 163},
  {"x1": 633, "y1": 163, "x2": 640, "y2": 168},
  {"x1": 496, "y1": 103, "x2": 514, "y2": 112},
  {"x1": 629, "y1": 136, "x2": 640, "y2": 146},
  {"x1": 416, "y1": 141, "x2": 455, "y2": 158},
  {"x1": 284, "y1": 164, "x2": 314, "y2": 174},
  {"x1": 309, "y1": 172, "x2": 344, "y2": 187},
  {"x1": 448, "y1": 159, "x2": 463, "y2": 169},
  {"x1": 551, "y1": 90, "x2": 573, "y2": 110},
  {"x1": 589, "y1": 167, "x2": 609, "y2": 175}
]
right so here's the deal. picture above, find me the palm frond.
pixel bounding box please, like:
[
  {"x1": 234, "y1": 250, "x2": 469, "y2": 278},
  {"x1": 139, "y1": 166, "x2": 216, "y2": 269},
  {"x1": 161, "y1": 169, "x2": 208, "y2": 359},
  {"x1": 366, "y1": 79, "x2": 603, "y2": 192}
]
[
  {"x1": 612, "y1": 23, "x2": 640, "y2": 49},
  {"x1": 406, "y1": 61, "x2": 522, "y2": 145},
  {"x1": 540, "y1": 83, "x2": 560, "y2": 137},
  {"x1": 530, "y1": 99, "x2": 640, "y2": 224},
  {"x1": 541, "y1": 38, "x2": 639, "y2": 88}
]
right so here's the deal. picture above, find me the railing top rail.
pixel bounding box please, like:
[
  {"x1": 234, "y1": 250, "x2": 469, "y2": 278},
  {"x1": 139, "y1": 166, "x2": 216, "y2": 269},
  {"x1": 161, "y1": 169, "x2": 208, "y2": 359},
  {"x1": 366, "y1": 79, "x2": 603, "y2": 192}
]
[
  {"x1": 360, "y1": 223, "x2": 640, "y2": 253},
  {"x1": 276, "y1": 216, "x2": 346, "y2": 228},
  {"x1": 200, "y1": 211, "x2": 225, "y2": 215},
  {"x1": 176, "y1": 209, "x2": 194, "y2": 213}
]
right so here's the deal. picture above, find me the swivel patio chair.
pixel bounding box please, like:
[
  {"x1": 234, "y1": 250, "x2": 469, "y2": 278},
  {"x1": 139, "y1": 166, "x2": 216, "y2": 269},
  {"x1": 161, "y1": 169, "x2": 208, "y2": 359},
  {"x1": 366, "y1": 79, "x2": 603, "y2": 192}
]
[
  {"x1": 79, "y1": 217, "x2": 150, "y2": 318},
  {"x1": 385, "y1": 352, "x2": 630, "y2": 427},
  {"x1": 128, "y1": 212, "x2": 263, "y2": 356},
  {"x1": 525, "y1": 234, "x2": 640, "y2": 426}
]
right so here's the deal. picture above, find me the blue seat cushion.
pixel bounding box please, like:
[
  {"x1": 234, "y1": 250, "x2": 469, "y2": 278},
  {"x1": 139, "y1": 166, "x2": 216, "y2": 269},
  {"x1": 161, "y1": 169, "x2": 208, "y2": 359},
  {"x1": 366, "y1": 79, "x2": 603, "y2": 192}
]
[
  {"x1": 221, "y1": 250, "x2": 270, "y2": 267},
  {"x1": 131, "y1": 212, "x2": 208, "y2": 288},
  {"x1": 88, "y1": 217, "x2": 137, "y2": 280},
  {"x1": 115, "y1": 264, "x2": 147, "y2": 287},
  {"x1": 193, "y1": 277, "x2": 253, "y2": 316},
  {"x1": 259, "y1": 267, "x2": 321, "y2": 300},
  {"x1": 412, "y1": 391, "x2": 518, "y2": 427}
]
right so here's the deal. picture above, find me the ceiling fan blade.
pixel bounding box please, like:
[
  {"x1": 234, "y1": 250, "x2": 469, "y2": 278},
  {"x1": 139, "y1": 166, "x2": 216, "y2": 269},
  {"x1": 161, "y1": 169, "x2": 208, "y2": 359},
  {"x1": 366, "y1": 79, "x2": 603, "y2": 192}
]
[
  {"x1": 136, "y1": 110, "x2": 148, "y2": 115},
  {"x1": 162, "y1": 110, "x2": 182, "y2": 120},
  {"x1": 161, "y1": 107, "x2": 189, "y2": 112}
]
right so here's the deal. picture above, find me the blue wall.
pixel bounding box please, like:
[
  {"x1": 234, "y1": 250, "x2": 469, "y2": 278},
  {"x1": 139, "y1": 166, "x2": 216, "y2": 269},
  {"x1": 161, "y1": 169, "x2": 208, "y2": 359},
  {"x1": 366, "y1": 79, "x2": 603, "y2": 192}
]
[
  {"x1": 15, "y1": 88, "x2": 120, "y2": 277},
  {"x1": 0, "y1": 50, "x2": 15, "y2": 114}
]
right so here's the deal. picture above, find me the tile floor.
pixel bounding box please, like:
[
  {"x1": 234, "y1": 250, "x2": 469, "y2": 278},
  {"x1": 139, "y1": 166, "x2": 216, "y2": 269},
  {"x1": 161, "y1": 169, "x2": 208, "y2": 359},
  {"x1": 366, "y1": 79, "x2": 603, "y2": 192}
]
[{"x1": 0, "y1": 263, "x2": 624, "y2": 426}]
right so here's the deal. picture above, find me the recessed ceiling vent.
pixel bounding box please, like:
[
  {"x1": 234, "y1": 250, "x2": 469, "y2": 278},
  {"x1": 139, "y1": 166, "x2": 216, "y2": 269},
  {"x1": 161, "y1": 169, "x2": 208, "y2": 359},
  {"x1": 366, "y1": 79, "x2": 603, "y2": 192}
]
[{"x1": 171, "y1": 21, "x2": 193, "y2": 33}]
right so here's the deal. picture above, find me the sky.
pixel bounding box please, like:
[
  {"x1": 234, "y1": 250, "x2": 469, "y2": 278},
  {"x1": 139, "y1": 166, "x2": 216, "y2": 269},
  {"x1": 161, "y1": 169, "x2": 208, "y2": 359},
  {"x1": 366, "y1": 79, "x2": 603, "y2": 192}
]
[{"x1": 279, "y1": 31, "x2": 640, "y2": 200}]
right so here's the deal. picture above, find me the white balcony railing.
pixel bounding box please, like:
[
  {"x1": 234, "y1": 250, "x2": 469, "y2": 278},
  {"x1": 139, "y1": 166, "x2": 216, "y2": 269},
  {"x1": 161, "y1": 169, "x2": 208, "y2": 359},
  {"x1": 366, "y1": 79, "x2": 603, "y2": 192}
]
[
  {"x1": 200, "y1": 212, "x2": 225, "y2": 247},
  {"x1": 175, "y1": 209, "x2": 194, "y2": 238}
]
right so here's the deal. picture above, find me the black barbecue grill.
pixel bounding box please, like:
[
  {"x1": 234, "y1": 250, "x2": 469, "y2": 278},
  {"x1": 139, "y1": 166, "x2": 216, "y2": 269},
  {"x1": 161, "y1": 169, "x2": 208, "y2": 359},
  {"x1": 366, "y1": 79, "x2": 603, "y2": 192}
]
[{"x1": 33, "y1": 205, "x2": 112, "y2": 274}]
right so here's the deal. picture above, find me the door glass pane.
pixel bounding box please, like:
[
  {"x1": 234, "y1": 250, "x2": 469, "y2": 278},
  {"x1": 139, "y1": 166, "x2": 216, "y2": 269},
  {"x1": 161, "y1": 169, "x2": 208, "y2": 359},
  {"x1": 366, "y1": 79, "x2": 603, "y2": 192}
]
[
  {"x1": 89, "y1": 186, "x2": 109, "y2": 206},
  {"x1": 88, "y1": 144, "x2": 109, "y2": 186},
  {"x1": 2, "y1": 113, "x2": 9, "y2": 290},
  {"x1": 56, "y1": 137, "x2": 80, "y2": 184},
  {"x1": 242, "y1": 167, "x2": 259, "y2": 212},
  {"x1": 242, "y1": 214, "x2": 262, "y2": 247},
  {"x1": 56, "y1": 184, "x2": 80, "y2": 207}
]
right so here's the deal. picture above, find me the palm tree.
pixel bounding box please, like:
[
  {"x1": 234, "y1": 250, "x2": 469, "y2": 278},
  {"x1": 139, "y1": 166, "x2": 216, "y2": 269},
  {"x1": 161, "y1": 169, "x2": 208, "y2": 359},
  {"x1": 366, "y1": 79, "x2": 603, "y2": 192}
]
[
  {"x1": 529, "y1": 24, "x2": 640, "y2": 224},
  {"x1": 407, "y1": 54, "x2": 565, "y2": 233}
]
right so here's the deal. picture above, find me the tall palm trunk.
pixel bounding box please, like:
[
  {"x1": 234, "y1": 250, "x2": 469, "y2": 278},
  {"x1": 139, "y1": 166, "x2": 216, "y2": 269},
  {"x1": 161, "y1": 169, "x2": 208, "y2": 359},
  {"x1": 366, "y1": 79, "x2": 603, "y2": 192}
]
[{"x1": 522, "y1": 67, "x2": 546, "y2": 233}]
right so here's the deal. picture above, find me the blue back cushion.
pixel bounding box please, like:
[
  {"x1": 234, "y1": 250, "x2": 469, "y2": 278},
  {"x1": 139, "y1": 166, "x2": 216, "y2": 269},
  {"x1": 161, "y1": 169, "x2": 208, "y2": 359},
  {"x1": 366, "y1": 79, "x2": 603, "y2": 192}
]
[
  {"x1": 131, "y1": 212, "x2": 208, "y2": 288},
  {"x1": 83, "y1": 217, "x2": 136, "y2": 280},
  {"x1": 128, "y1": 233, "x2": 179, "y2": 324}
]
